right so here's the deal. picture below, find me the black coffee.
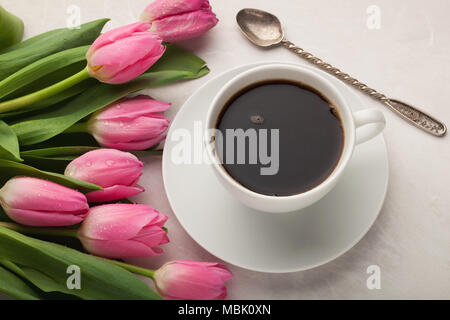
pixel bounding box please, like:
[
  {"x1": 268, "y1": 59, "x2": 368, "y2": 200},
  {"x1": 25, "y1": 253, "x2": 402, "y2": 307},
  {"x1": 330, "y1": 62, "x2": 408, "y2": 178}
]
[{"x1": 215, "y1": 80, "x2": 344, "y2": 196}]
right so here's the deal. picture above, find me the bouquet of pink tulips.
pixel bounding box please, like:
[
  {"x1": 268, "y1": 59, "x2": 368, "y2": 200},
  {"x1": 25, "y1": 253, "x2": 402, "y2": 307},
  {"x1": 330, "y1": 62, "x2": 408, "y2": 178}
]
[{"x1": 0, "y1": 0, "x2": 233, "y2": 300}]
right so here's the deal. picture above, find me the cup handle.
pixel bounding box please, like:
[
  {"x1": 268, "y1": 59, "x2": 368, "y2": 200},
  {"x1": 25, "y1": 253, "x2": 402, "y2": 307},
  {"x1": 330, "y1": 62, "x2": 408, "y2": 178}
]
[{"x1": 353, "y1": 109, "x2": 386, "y2": 145}]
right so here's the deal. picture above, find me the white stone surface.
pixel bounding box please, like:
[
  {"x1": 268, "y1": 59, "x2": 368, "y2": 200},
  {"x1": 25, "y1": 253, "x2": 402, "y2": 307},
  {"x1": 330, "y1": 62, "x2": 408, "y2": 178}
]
[{"x1": 3, "y1": 0, "x2": 449, "y2": 299}]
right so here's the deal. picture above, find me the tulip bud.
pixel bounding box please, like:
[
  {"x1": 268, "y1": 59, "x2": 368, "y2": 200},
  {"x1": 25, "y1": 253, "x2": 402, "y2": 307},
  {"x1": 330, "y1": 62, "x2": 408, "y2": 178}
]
[
  {"x1": 141, "y1": 0, "x2": 218, "y2": 42},
  {"x1": 65, "y1": 149, "x2": 145, "y2": 203},
  {"x1": 0, "y1": 177, "x2": 89, "y2": 227},
  {"x1": 154, "y1": 260, "x2": 233, "y2": 300},
  {"x1": 78, "y1": 204, "x2": 169, "y2": 258},
  {"x1": 86, "y1": 22, "x2": 166, "y2": 84},
  {"x1": 87, "y1": 95, "x2": 170, "y2": 150}
]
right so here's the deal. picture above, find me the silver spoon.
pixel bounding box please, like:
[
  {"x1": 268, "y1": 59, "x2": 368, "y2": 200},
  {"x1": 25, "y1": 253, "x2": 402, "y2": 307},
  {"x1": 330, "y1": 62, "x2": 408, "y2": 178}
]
[{"x1": 236, "y1": 8, "x2": 447, "y2": 137}]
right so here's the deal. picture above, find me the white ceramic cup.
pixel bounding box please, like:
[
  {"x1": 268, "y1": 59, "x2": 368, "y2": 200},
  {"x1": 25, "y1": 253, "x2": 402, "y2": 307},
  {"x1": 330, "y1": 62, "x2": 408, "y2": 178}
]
[{"x1": 205, "y1": 64, "x2": 386, "y2": 213}]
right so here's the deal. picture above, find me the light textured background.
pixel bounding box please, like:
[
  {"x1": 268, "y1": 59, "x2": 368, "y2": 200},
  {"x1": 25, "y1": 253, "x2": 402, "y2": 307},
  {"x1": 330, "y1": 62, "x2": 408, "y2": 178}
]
[{"x1": 2, "y1": 0, "x2": 449, "y2": 299}]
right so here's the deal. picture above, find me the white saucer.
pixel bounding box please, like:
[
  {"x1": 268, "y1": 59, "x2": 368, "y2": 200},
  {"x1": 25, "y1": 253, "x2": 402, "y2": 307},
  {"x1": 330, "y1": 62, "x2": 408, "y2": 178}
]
[{"x1": 162, "y1": 62, "x2": 389, "y2": 273}]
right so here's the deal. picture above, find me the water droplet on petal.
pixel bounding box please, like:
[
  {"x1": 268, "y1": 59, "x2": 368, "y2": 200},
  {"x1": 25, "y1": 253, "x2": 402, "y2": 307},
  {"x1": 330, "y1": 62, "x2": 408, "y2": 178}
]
[{"x1": 106, "y1": 160, "x2": 115, "y2": 166}]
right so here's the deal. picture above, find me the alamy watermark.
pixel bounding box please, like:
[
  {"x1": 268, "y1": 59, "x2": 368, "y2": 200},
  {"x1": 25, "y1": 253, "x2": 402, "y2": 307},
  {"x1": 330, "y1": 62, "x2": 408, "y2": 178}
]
[
  {"x1": 66, "y1": 265, "x2": 81, "y2": 290},
  {"x1": 66, "y1": 5, "x2": 81, "y2": 29},
  {"x1": 170, "y1": 121, "x2": 280, "y2": 176},
  {"x1": 366, "y1": 265, "x2": 381, "y2": 290},
  {"x1": 366, "y1": 5, "x2": 381, "y2": 30}
]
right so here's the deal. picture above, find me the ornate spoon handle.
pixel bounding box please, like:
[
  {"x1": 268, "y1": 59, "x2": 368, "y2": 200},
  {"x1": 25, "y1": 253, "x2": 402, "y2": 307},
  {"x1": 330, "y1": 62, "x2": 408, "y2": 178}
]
[{"x1": 281, "y1": 39, "x2": 447, "y2": 137}]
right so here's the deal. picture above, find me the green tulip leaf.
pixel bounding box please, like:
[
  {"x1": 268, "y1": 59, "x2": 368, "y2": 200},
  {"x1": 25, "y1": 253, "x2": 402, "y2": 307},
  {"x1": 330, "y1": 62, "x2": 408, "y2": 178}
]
[
  {"x1": 11, "y1": 44, "x2": 209, "y2": 146},
  {"x1": 0, "y1": 159, "x2": 101, "y2": 193},
  {"x1": 0, "y1": 264, "x2": 41, "y2": 300},
  {"x1": 0, "y1": 227, "x2": 162, "y2": 300},
  {"x1": 2, "y1": 60, "x2": 89, "y2": 100},
  {"x1": 21, "y1": 146, "x2": 98, "y2": 172},
  {"x1": 0, "y1": 6, "x2": 24, "y2": 50},
  {"x1": 0, "y1": 259, "x2": 77, "y2": 300},
  {"x1": 0, "y1": 46, "x2": 89, "y2": 101},
  {"x1": 0, "y1": 19, "x2": 108, "y2": 80},
  {"x1": 0, "y1": 120, "x2": 22, "y2": 162},
  {"x1": 21, "y1": 146, "x2": 98, "y2": 160},
  {"x1": 1, "y1": 259, "x2": 75, "y2": 297},
  {"x1": 153, "y1": 42, "x2": 211, "y2": 77},
  {"x1": 0, "y1": 79, "x2": 95, "y2": 120},
  {"x1": 21, "y1": 133, "x2": 99, "y2": 150}
]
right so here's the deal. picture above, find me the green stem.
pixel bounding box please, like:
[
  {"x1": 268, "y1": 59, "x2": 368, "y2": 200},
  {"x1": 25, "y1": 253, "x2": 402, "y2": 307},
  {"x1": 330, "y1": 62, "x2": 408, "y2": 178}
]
[
  {"x1": 0, "y1": 222, "x2": 78, "y2": 238},
  {"x1": 0, "y1": 67, "x2": 91, "y2": 113},
  {"x1": 64, "y1": 122, "x2": 89, "y2": 134},
  {"x1": 99, "y1": 257, "x2": 156, "y2": 280}
]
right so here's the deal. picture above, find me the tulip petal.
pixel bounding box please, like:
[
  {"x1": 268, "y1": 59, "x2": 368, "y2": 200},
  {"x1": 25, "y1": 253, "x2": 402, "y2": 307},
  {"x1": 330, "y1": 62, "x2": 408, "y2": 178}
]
[
  {"x1": 80, "y1": 238, "x2": 163, "y2": 258},
  {"x1": 147, "y1": 210, "x2": 169, "y2": 228},
  {"x1": 89, "y1": 32, "x2": 164, "y2": 83},
  {"x1": 3, "y1": 207, "x2": 86, "y2": 227},
  {"x1": 86, "y1": 185, "x2": 145, "y2": 203},
  {"x1": 155, "y1": 262, "x2": 230, "y2": 300},
  {"x1": 65, "y1": 149, "x2": 144, "y2": 188},
  {"x1": 107, "y1": 43, "x2": 166, "y2": 84},
  {"x1": 0, "y1": 177, "x2": 88, "y2": 213},
  {"x1": 174, "y1": 261, "x2": 234, "y2": 282},
  {"x1": 133, "y1": 226, "x2": 169, "y2": 246},
  {"x1": 150, "y1": 9, "x2": 218, "y2": 42},
  {"x1": 87, "y1": 96, "x2": 170, "y2": 150},
  {"x1": 78, "y1": 204, "x2": 169, "y2": 258},
  {"x1": 79, "y1": 204, "x2": 165, "y2": 240},
  {"x1": 88, "y1": 22, "x2": 152, "y2": 54},
  {"x1": 154, "y1": 260, "x2": 233, "y2": 300},
  {"x1": 92, "y1": 115, "x2": 169, "y2": 142},
  {"x1": 99, "y1": 134, "x2": 166, "y2": 151},
  {"x1": 95, "y1": 96, "x2": 171, "y2": 120},
  {"x1": 141, "y1": 0, "x2": 210, "y2": 21}
]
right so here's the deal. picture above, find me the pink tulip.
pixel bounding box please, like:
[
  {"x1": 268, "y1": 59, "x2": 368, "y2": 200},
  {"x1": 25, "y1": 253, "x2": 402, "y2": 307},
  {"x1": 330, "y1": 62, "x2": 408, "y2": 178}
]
[
  {"x1": 154, "y1": 260, "x2": 233, "y2": 300},
  {"x1": 87, "y1": 95, "x2": 170, "y2": 150},
  {"x1": 86, "y1": 22, "x2": 166, "y2": 84},
  {"x1": 141, "y1": 0, "x2": 218, "y2": 42},
  {"x1": 64, "y1": 149, "x2": 145, "y2": 203},
  {"x1": 0, "y1": 177, "x2": 88, "y2": 227},
  {"x1": 78, "y1": 204, "x2": 169, "y2": 258}
]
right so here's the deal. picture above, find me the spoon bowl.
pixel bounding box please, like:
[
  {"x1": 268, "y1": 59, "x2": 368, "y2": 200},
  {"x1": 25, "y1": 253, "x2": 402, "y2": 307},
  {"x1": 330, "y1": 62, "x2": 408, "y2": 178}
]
[{"x1": 236, "y1": 8, "x2": 284, "y2": 47}]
